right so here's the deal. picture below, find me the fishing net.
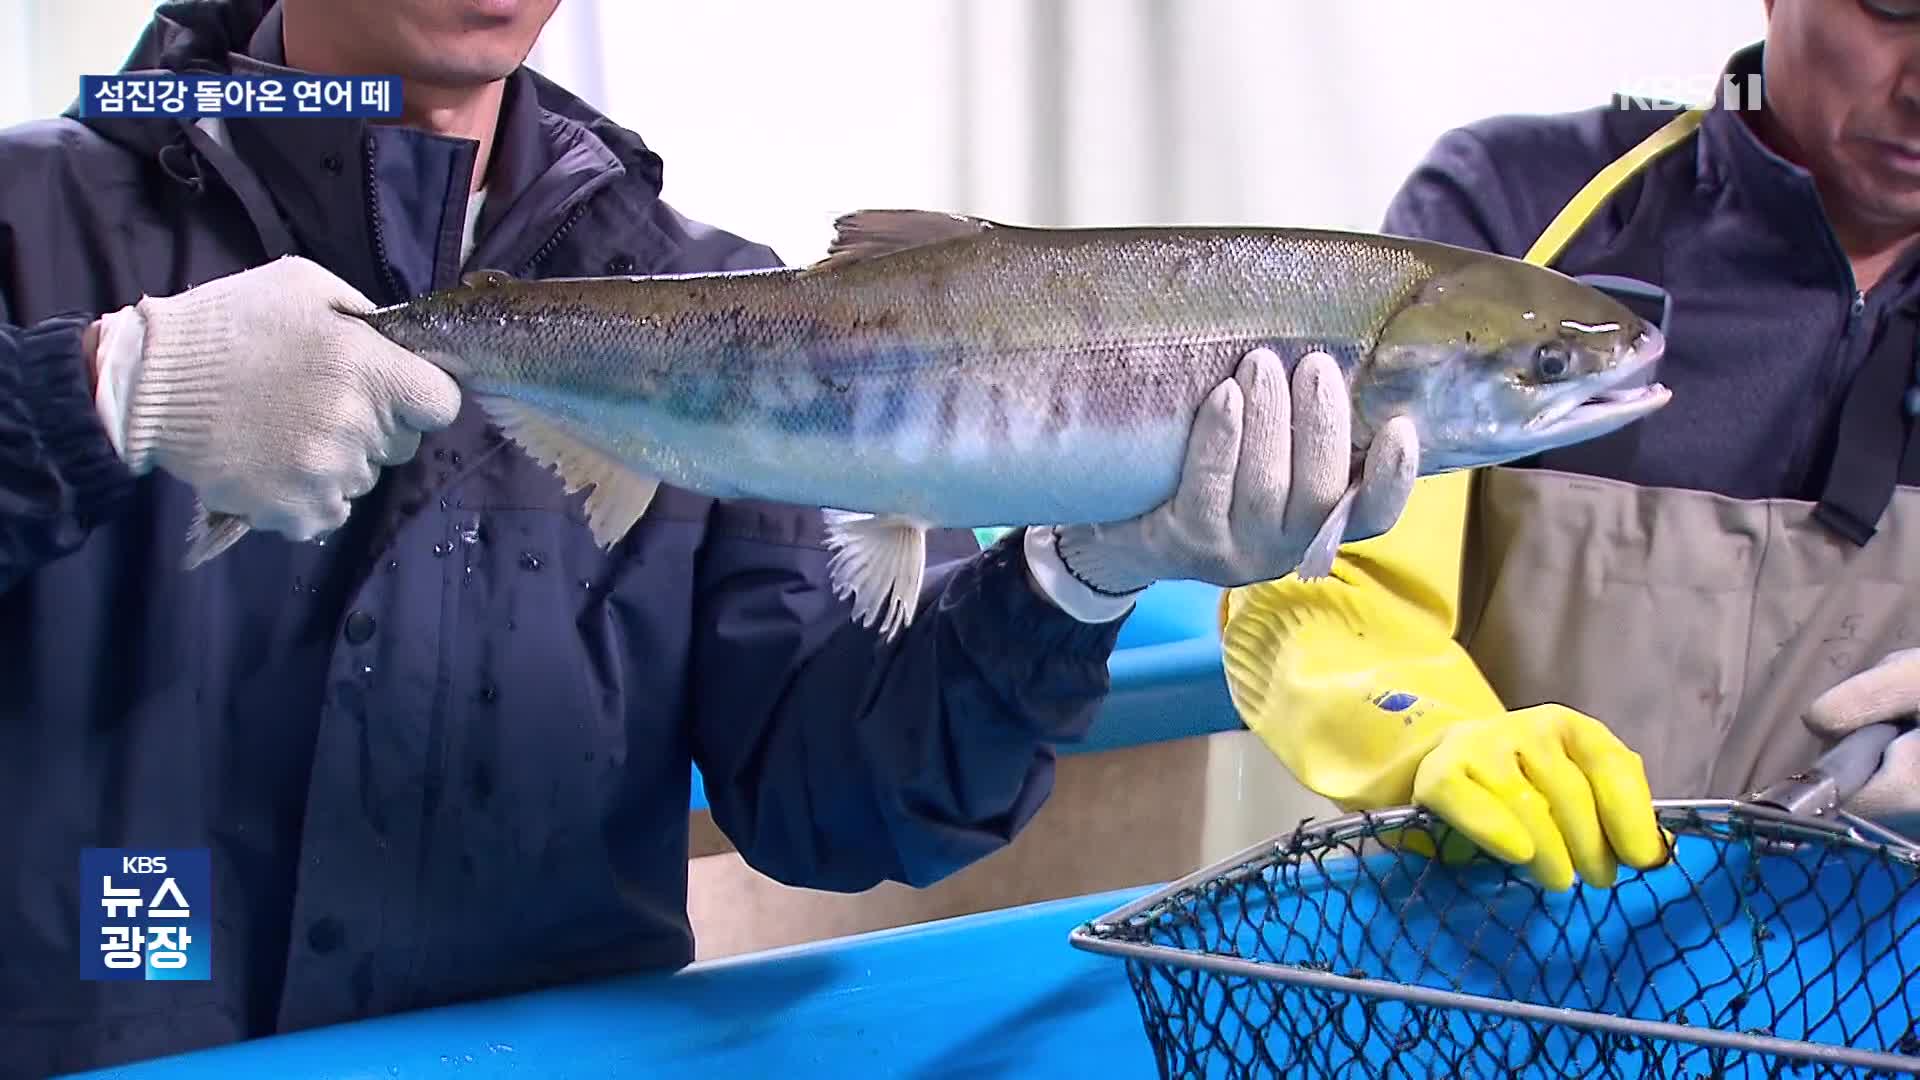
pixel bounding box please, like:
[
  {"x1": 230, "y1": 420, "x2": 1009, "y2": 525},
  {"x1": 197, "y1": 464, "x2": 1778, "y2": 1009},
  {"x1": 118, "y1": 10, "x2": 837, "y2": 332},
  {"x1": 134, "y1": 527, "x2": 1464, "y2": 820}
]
[{"x1": 1071, "y1": 802, "x2": 1920, "y2": 1078}]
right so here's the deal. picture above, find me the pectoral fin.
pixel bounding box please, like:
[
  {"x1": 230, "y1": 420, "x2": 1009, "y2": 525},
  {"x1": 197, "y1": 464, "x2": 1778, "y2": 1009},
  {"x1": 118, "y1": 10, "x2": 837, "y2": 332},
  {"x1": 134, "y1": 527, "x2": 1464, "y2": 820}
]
[
  {"x1": 183, "y1": 501, "x2": 251, "y2": 569},
  {"x1": 821, "y1": 509, "x2": 928, "y2": 641},
  {"x1": 1295, "y1": 480, "x2": 1362, "y2": 582},
  {"x1": 475, "y1": 393, "x2": 660, "y2": 549}
]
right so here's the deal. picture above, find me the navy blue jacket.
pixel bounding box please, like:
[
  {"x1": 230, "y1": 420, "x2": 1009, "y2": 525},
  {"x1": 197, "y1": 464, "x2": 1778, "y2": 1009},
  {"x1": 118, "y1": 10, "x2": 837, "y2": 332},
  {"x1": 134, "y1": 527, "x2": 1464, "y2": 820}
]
[
  {"x1": 0, "y1": 3, "x2": 1121, "y2": 1074},
  {"x1": 1381, "y1": 41, "x2": 1920, "y2": 533}
]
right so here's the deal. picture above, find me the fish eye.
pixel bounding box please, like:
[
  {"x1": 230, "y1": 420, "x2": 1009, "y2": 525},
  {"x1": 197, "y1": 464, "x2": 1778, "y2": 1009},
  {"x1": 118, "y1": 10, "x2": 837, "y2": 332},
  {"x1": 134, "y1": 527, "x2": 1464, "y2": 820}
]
[{"x1": 1534, "y1": 341, "x2": 1571, "y2": 381}]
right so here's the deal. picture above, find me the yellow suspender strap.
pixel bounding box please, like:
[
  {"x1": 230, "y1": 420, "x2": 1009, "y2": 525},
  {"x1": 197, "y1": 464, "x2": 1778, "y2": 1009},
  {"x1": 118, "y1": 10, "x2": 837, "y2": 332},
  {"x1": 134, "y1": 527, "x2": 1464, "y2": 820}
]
[{"x1": 1521, "y1": 106, "x2": 1707, "y2": 267}]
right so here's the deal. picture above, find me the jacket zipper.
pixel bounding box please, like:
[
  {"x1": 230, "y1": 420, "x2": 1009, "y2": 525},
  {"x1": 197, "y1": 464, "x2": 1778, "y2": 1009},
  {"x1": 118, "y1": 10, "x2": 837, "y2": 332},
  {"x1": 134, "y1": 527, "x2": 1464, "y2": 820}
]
[
  {"x1": 1791, "y1": 287, "x2": 1873, "y2": 492},
  {"x1": 361, "y1": 135, "x2": 407, "y2": 304},
  {"x1": 361, "y1": 134, "x2": 598, "y2": 290}
]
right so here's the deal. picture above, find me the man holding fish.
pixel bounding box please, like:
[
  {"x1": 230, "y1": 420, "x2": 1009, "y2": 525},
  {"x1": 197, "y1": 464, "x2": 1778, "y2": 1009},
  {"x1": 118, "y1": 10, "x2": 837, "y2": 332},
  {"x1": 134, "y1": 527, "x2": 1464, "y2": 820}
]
[
  {"x1": 1223, "y1": 0, "x2": 1920, "y2": 895},
  {"x1": 0, "y1": 0, "x2": 1502, "y2": 1073}
]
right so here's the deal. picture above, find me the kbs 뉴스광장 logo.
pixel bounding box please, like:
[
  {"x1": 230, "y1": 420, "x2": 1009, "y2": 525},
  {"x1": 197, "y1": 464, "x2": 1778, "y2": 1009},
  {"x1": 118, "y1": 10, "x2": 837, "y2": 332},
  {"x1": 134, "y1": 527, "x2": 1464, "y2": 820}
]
[{"x1": 79, "y1": 849, "x2": 211, "y2": 981}]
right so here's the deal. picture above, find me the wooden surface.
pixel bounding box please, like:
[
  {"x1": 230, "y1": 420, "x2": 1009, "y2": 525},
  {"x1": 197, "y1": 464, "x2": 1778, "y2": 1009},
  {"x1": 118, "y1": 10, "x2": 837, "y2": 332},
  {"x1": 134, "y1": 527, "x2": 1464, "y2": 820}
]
[{"x1": 686, "y1": 728, "x2": 1335, "y2": 959}]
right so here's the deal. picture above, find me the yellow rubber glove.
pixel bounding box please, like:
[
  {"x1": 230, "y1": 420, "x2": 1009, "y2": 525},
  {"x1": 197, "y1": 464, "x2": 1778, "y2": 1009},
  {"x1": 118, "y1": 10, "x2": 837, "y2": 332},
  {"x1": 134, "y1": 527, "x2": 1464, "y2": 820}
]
[{"x1": 1220, "y1": 472, "x2": 1668, "y2": 892}]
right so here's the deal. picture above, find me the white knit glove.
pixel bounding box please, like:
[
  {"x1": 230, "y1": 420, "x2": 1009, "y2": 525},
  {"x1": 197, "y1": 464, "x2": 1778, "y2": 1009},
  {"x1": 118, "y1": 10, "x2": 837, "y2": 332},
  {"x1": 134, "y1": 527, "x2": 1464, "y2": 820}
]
[
  {"x1": 1028, "y1": 348, "x2": 1419, "y2": 615},
  {"x1": 1805, "y1": 648, "x2": 1920, "y2": 835},
  {"x1": 92, "y1": 256, "x2": 462, "y2": 555}
]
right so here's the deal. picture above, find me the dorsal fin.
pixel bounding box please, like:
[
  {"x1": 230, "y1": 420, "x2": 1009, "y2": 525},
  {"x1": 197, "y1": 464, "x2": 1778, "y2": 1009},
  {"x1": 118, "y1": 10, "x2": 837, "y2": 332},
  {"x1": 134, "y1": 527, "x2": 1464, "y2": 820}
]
[
  {"x1": 809, "y1": 210, "x2": 994, "y2": 271},
  {"x1": 463, "y1": 269, "x2": 515, "y2": 290}
]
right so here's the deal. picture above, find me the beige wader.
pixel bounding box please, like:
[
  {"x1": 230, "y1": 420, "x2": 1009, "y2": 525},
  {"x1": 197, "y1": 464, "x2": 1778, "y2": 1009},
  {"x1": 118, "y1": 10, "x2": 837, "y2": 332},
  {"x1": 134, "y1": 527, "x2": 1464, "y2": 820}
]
[
  {"x1": 1459, "y1": 469, "x2": 1920, "y2": 797},
  {"x1": 1456, "y1": 106, "x2": 1920, "y2": 799}
]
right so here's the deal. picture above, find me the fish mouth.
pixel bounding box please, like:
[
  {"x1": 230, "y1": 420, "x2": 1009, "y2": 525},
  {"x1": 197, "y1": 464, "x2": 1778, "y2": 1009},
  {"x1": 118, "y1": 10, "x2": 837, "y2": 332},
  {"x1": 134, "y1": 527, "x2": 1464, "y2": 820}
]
[{"x1": 1522, "y1": 324, "x2": 1672, "y2": 438}]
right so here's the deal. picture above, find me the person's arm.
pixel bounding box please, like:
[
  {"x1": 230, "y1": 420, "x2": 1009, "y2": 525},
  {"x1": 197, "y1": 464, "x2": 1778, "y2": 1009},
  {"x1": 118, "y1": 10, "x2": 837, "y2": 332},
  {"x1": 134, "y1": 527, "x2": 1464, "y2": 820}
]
[
  {"x1": 0, "y1": 307, "x2": 137, "y2": 594},
  {"x1": 1220, "y1": 127, "x2": 1666, "y2": 893},
  {"x1": 686, "y1": 336, "x2": 1425, "y2": 892},
  {"x1": 1220, "y1": 125, "x2": 1517, "y2": 813},
  {"x1": 688, "y1": 519, "x2": 1119, "y2": 891},
  {"x1": 644, "y1": 226, "x2": 1111, "y2": 890},
  {"x1": 1, "y1": 255, "x2": 462, "y2": 593}
]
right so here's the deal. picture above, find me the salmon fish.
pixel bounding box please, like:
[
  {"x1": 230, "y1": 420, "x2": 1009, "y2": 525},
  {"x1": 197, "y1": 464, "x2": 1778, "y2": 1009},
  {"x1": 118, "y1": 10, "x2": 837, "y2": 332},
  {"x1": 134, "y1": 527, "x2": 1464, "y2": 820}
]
[{"x1": 191, "y1": 210, "x2": 1671, "y2": 639}]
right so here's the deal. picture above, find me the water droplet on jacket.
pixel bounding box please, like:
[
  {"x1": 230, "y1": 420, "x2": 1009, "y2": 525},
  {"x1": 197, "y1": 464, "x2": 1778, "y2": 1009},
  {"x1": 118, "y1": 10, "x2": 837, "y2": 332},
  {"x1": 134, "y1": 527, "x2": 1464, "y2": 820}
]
[
  {"x1": 450, "y1": 451, "x2": 464, "y2": 467},
  {"x1": 506, "y1": 619, "x2": 517, "y2": 631},
  {"x1": 360, "y1": 664, "x2": 373, "y2": 677},
  {"x1": 291, "y1": 577, "x2": 304, "y2": 594},
  {"x1": 480, "y1": 683, "x2": 497, "y2": 703},
  {"x1": 433, "y1": 448, "x2": 446, "y2": 461},
  {"x1": 432, "y1": 541, "x2": 452, "y2": 558},
  {"x1": 580, "y1": 578, "x2": 592, "y2": 589},
  {"x1": 463, "y1": 565, "x2": 474, "y2": 584},
  {"x1": 488, "y1": 1043, "x2": 514, "y2": 1054},
  {"x1": 464, "y1": 1055, "x2": 475, "y2": 1064},
  {"x1": 520, "y1": 552, "x2": 543, "y2": 571},
  {"x1": 458, "y1": 520, "x2": 482, "y2": 545},
  {"x1": 386, "y1": 560, "x2": 398, "y2": 573},
  {"x1": 309, "y1": 583, "x2": 321, "y2": 594},
  {"x1": 439, "y1": 497, "x2": 449, "y2": 511}
]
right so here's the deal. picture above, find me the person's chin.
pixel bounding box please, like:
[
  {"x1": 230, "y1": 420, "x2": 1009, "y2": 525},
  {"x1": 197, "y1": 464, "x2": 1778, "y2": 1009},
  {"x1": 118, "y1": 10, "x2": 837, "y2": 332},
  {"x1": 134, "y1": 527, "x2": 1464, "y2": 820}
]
[
  {"x1": 408, "y1": 55, "x2": 526, "y2": 88},
  {"x1": 1852, "y1": 185, "x2": 1920, "y2": 232}
]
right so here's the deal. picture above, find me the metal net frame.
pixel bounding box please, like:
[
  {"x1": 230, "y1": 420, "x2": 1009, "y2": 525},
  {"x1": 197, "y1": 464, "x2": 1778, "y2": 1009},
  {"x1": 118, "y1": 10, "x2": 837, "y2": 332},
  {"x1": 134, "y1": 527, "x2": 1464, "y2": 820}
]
[{"x1": 1070, "y1": 800, "x2": 1920, "y2": 1078}]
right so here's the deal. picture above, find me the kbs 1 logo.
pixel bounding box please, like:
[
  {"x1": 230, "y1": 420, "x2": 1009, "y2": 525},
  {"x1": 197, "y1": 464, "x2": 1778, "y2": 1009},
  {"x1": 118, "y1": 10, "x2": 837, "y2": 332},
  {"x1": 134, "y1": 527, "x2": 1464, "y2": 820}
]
[
  {"x1": 80, "y1": 849, "x2": 211, "y2": 981},
  {"x1": 1614, "y1": 73, "x2": 1765, "y2": 112}
]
